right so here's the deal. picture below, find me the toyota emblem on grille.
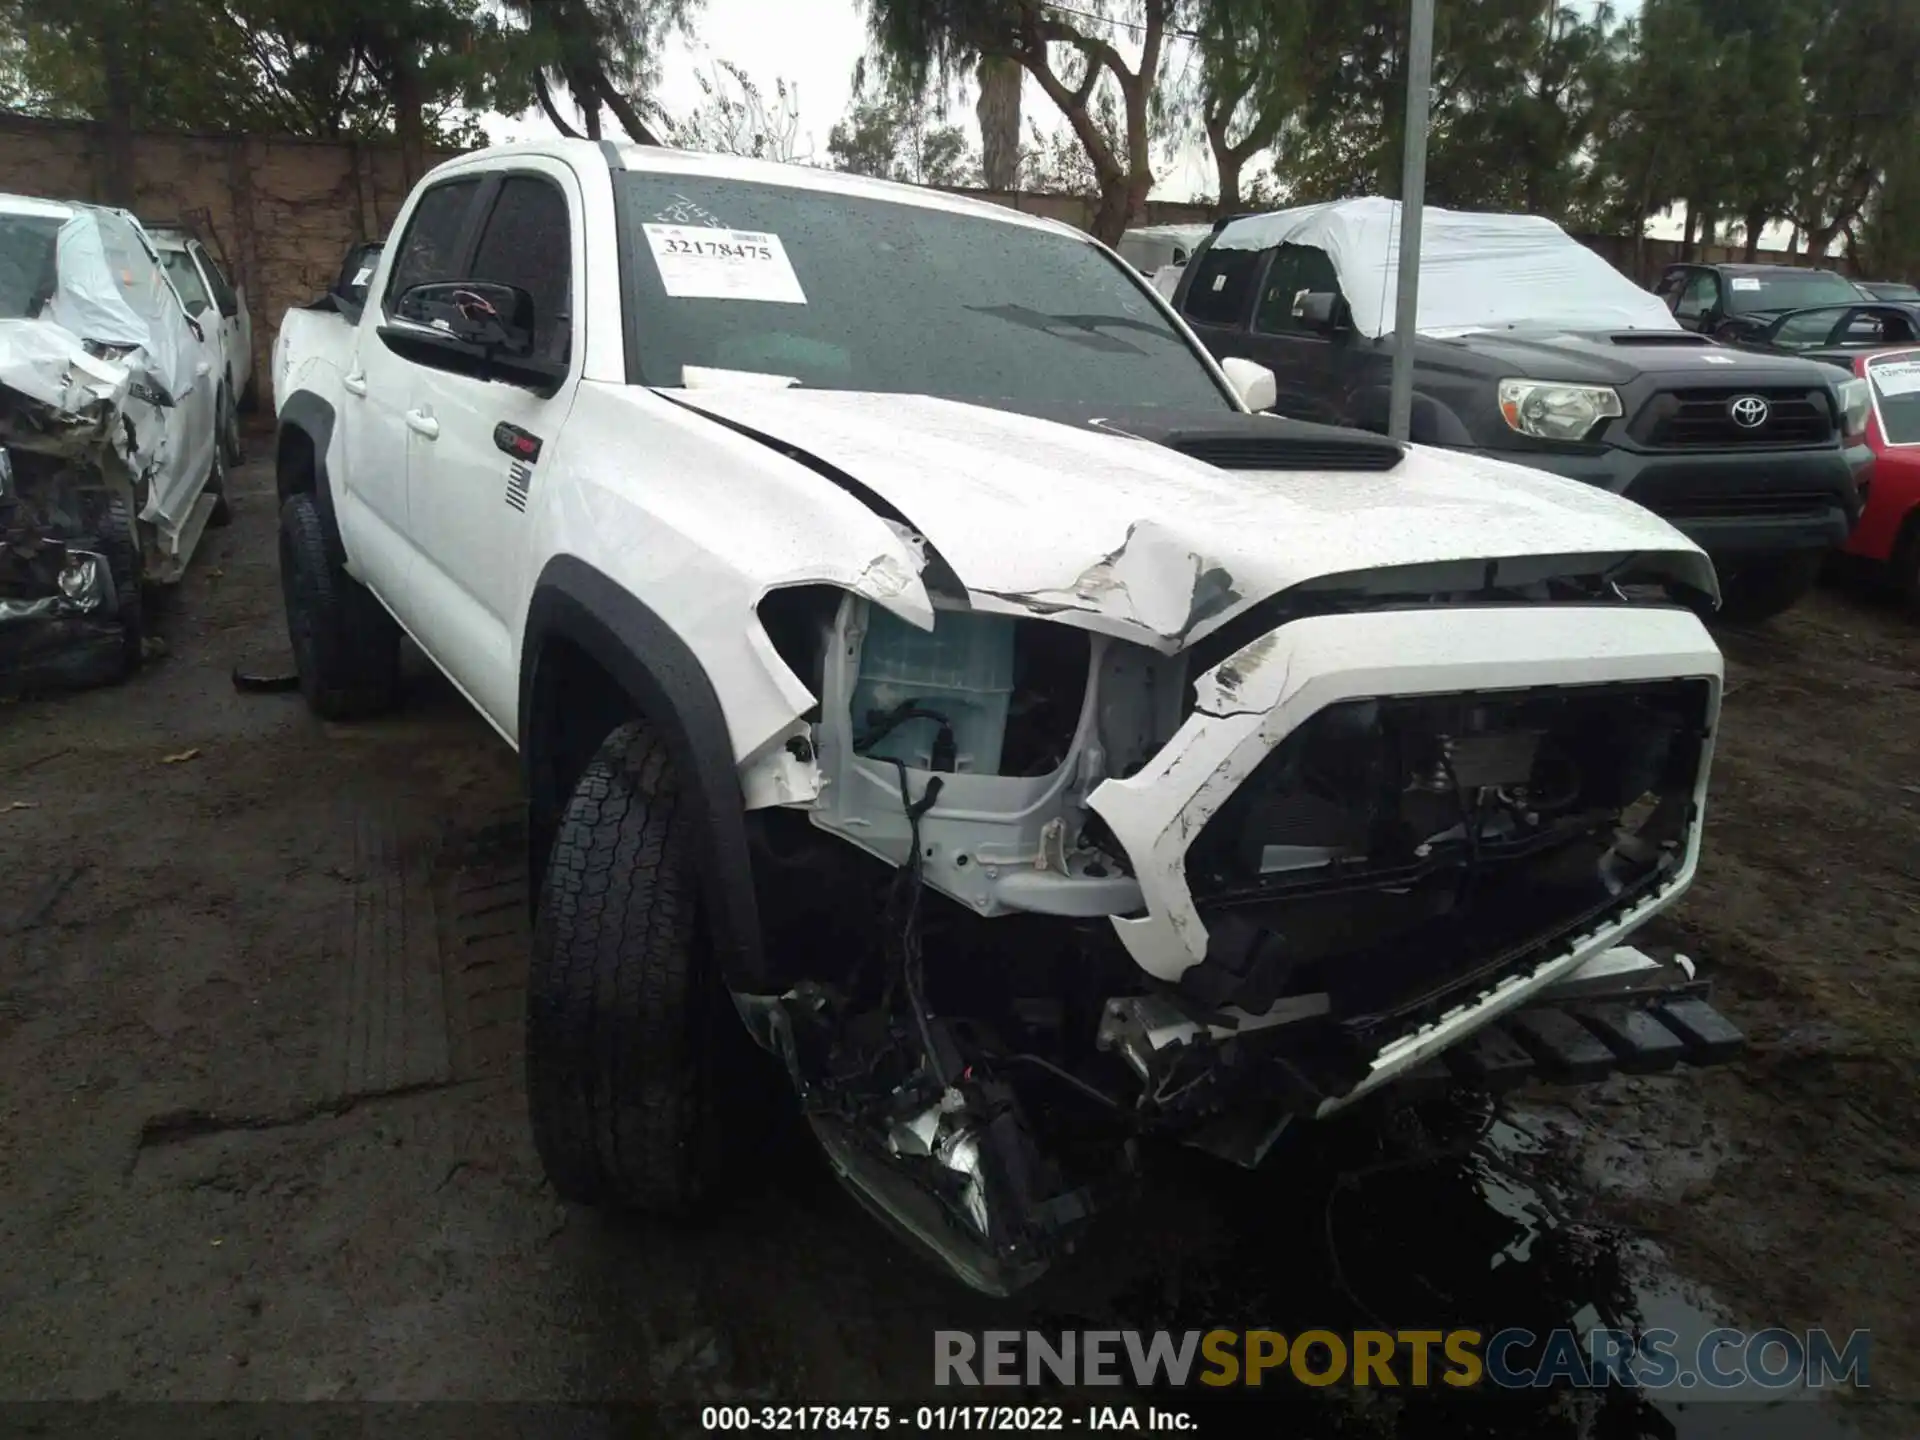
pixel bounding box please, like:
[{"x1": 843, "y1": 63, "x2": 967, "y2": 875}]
[{"x1": 1729, "y1": 394, "x2": 1770, "y2": 429}]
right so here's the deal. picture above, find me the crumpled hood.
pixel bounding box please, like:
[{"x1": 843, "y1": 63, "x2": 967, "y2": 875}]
[{"x1": 666, "y1": 388, "x2": 1715, "y2": 646}]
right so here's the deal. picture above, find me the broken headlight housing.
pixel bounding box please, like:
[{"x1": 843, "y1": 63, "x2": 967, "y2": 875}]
[{"x1": 1498, "y1": 379, "x2": 1624, "y2": 443}]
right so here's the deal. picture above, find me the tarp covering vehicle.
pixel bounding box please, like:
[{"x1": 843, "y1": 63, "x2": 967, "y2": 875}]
[{"x1": 1, "y1": 195, "x2": 226, "y2": 691}]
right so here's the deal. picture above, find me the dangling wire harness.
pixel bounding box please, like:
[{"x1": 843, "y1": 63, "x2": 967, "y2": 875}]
[{"x1": 856, "y1": 700, "x2": 955, "y2": 1088}]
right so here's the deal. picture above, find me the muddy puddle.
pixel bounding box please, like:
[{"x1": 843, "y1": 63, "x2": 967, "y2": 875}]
[{"x1": 995, "y1": 1095, "x2": 1872, "y2": 1438}]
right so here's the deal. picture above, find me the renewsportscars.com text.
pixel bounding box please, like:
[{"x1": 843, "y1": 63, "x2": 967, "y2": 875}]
[{"x1": 934, "y1": 1328, "x2": 1872, "y2": 1392}]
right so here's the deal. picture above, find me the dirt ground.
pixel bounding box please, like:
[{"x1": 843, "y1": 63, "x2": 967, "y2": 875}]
[{"x1": 1, "y1": 445, "x2": 1915, "y2": 1435}]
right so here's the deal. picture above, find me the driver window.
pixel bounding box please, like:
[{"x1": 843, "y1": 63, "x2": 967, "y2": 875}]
[
  {"x1": 1675, "y1": 272, "x2": 1719, "y2": 321},
  {"x1": 384, "y1": 178, "x2": 483, "y2": 314},
  {"x1": 1254, "y1": 244, "x2": 1341, "y2": 334},
  {"x1": 467, "y1": 176, "x2": 573, "y2": 366}
]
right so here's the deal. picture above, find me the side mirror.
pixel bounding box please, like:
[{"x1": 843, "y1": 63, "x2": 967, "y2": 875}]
[
  {"x1": 1296, "y1": 291, "x2": 1345, "y2": 333},
  {"x1": 397, "y1": 281, "x2": 537, "y2": 355},
  {"x1": 185, "y1": 314, "x2": 206, "y2": 344},
  {"x1": 1220, "y1": 356, "x2": 1278, "y2": 412},
  {"x1": 383, "y1": 281, "x2": 565, "y2": 392},
  {"x1": 185, "y1": 297, "x2": 211, "y2": 319}
]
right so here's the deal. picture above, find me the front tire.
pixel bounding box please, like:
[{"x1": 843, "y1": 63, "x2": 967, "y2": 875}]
[
  {"x1": 525, "y1": 722, "x2": 731, "y2": 1214},
  {"x1": 97, "y1": 495, "x2": 145, "y2": 679},
  {"x1": 205, "y1": 446, "x2": 233, "y2": 528},
  {"x1": 218, "y1": 383, "x2": 245, "y2": 470},
  {"x1": 1711, "y1": 551, "x2": 1824, "y2": 625},
  {"x1": 277, "y1": 492, "x2": 400, "y2": 719}
]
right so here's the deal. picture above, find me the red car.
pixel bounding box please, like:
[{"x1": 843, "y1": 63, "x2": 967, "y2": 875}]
[{"x1": 1841, "y1": 347, "x2": 1920, "y2": 599}]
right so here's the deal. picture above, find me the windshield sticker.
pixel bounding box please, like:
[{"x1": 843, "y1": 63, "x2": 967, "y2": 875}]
[
  {"x1": 1870, "y1": 359, "x2": 1920, "y2": 397},
  {"x1": 1730, "y1": 277, "x2": 1764, "y2": 291},
  {"x1": 642, "y1": 224, "x2": 807, "y2": 304},
  {"x1": 652, "y1": 195, "x2": 728, "y2": 228},
  {"x1": 351, "y1": 267, "x2": 373, "y2": 286}
]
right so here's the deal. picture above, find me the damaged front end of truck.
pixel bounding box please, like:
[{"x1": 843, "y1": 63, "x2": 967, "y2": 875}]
[
  {"x1": 1, "y1": 202, "x2": 181, "y2": 693},
  {"x1": 711, "y1": 400, "x2": 1743, "y2": 1297}
]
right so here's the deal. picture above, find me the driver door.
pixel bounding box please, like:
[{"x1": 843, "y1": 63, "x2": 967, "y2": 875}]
[
  {"x1": 337, "y1": 174, "x2": 487, "y2": 626},
  {"x1": 403, "y1": 165, "x2": 585, "y2": 731},
  {"x1": 1247, "y1": 243, "x2": 1358, "y2": 425}
]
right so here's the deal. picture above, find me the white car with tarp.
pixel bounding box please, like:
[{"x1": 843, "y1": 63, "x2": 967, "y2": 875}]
[{"x1": 0, "y1": 194, "x2": 230, "y2": 690}]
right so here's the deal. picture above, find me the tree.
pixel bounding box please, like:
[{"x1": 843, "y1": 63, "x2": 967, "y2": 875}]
[
  {"x1": 1183, "y1": 0, "x2": 1309, "y2": 214},
  {"x1": 1788, "y1": 0, "x2": 1920, "y2": 259},
  {"x1": 668, "y1": 58, "x2": 810, "y2": 162},
  {"x1": 493, "y1": 0, "x2": 700, "y2": 146},
  {"x1": 1255, "y1": 0, "x2": 1619, "y2": 219},
  {"x1": 827, "y1": 81, "x2": 979, "y2": 186},
  {"x1": 0, "y1": 0, "x2": 504, "y2": 190},
  {"x1": 975, "y1": 55, "x2": 1022, "y2": 189},
  {"x1": 862, "y1": 0, "x2": 1185, "y2": 243}
]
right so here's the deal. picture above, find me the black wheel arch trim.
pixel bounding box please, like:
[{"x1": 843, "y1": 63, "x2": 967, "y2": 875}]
[
  {"x1": 520, "y1": 554, "x2": 768, "y2": 992},
  {"x1": 275, "y1": 390, "x2": 346, "y2": 559}
]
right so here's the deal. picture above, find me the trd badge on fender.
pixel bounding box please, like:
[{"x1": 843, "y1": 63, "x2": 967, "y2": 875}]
[{"x1": 494, "y1": 422, "x2": 544, "y2": 462}]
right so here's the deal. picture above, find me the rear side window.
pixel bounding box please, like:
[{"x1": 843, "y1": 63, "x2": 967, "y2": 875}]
[
  {"x1": 1182, "y1": 246, "x2": 1261, "y2": 327},
  {"x1": 384, "y1": 178, "x2": 482, "y2": 310},
  {"x1": 468, "y1": 176, "x2": 573, "y2": 365}
]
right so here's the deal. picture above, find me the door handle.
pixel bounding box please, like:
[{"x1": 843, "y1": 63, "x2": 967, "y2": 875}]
[
  {"x1": 343, "y1": 372, "x2": 369, "y2": 397},
  {"x1": 405, "y1": 408, "x2": 440, "y2": 440}
]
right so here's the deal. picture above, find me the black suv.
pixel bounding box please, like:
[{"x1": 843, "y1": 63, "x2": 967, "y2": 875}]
[{"x1": 1170, "y1": 223, "x2": 1873, "y2": 623}]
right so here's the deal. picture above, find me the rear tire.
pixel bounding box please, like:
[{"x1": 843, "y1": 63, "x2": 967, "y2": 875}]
[
  {"x1": 277, "y1": 492, "x2": 400, "y2": 719},
  {"x1": 1711, "y1": 551, "x2": 1824, "y2": 625},
  {"x1": 525, "y1": 722, "x2": 733, "y2": 1214}
]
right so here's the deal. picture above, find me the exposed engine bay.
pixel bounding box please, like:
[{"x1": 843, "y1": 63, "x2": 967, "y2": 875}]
[
  {"x1": 734, "y1": 561, "x2": 1723, "y2": 1294},
  {"x1": 0, "y1": 379, "x2": 146, "y2": 693}
]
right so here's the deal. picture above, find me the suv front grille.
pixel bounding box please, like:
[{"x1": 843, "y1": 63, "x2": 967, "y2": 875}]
[{"x1": 1630, "y1": 387, "x2": 1833, "y2": 448}]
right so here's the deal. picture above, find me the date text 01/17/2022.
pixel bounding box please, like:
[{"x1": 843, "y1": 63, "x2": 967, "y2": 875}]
[{"x1": 699, "y1": 1405, "x2": 1200, "y2": 1431}]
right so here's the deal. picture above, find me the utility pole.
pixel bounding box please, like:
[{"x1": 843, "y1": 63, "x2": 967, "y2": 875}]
[{"x1": 1387, "y1": 0, "x2": 1436, "y2": 443}]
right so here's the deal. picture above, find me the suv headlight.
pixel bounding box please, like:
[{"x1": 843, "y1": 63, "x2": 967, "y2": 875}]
[
  {"x1": 1497, "y1": 379, "x2": 1624, "y2": 442},
  {"x1": 1836, "y1": 377, "x2": 1871, "y2": 438}
]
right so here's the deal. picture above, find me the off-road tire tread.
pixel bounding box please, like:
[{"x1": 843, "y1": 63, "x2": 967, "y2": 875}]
[
  {"x1": 525, "y1": 722, "x2": 721, "y2": 1214},
  {"x1": 278, "y1": 492, "x2": 400, "y2": 719}
]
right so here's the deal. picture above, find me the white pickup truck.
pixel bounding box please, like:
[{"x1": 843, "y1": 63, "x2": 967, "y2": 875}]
[{"x1": 272, "y1": 139, "x2": 1745, "y2": 1295}]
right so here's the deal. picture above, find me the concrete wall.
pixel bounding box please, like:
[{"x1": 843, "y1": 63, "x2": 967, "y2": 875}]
[{"x1": 0, "y1": 114, "x2": 1852, "y2": 398}]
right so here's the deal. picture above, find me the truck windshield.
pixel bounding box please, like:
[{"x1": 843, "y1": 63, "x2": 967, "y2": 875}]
[
  {"x1": 1725, "y1": 271, "x2": 1863, "y2": 314},
  {"x1": 0, "y1": 213, "x2": 63, "y2": 319},
  {"x1": 613, "y1": 174, "x2": 1230, "y2": 410}
]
